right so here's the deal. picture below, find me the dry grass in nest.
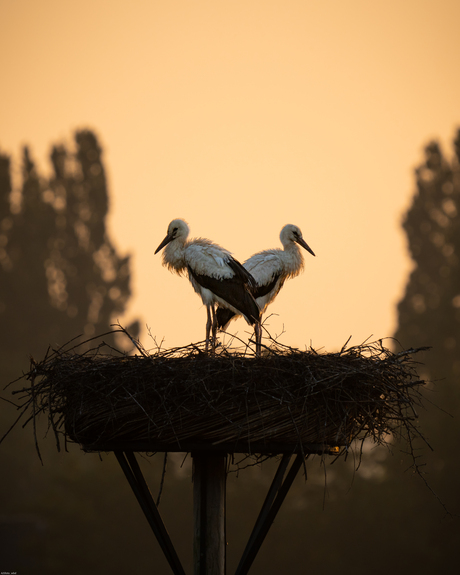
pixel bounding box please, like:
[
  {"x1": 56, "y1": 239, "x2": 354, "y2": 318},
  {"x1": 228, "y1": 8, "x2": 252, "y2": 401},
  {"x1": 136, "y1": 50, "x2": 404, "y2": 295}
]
[{"x1": 1, "y1": 326, "x2": 430, "y2": 469}]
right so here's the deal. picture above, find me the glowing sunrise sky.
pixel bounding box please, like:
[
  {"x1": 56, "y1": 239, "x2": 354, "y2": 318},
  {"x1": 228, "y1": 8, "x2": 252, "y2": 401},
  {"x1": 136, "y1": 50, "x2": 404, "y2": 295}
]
[{"x1": 1, "y1": 0, "x2": 460, "y2": 351}]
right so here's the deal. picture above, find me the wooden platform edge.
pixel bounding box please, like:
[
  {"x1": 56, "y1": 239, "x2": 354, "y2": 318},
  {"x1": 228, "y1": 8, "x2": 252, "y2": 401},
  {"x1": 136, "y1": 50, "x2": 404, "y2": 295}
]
[{"x1": 76, "y1": 440, "x2": 342, "y2": 455}]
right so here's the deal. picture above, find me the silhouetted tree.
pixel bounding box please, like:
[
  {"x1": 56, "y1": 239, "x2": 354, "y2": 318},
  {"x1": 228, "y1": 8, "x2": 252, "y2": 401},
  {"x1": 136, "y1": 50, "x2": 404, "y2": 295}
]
[
  {"x1": 0, "y1": 153, "x2": 11, "y2": 220},
  {"x1": 0, "y1": 152, "x2": 13, "y2": 277},
  {"x1": 396, "y1": 136, "x2": 460, "y2": 353},
  {"x1": 0, "y1": 130, "x2": 138, "y2": 361},
  {"x1": 0, "y1": 131, "x2": 143, "y2": 575},
  {"x1": 391, "y1": 129, "x2": 460, "y2": 572},
  {"x1": 1, "y1": 147, "x2": 62, "y2": 352},
  {"x1": 47, "y1": 131, "x2": 136, "y2": 344},
  {"x1": 396, "y1": 130, "x2": 460, "y2": 382}
]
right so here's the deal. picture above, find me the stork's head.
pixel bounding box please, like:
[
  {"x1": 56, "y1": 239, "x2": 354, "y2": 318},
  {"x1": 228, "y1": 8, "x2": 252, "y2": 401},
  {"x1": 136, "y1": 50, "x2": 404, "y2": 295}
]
[
  {"x1": 280, "y1": 224, "x2": 315, "y2": 256},
  {"x1": 155, "y1": 218, "x2": 190, "y2": 254}
]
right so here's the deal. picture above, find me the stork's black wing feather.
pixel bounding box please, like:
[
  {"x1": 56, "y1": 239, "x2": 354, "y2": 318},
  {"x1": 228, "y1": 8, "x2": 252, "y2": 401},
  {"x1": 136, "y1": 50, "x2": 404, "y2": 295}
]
[
  {"x1": 188, "y1": 264, "x2": 260, "y2": 325},
  {"x1": 216, "y1": 273, "x2": 284, "y2": 329},
  {"x1": 226, "y1": 257, "x2": 258, "y2": 290},
  {"x1": 216, "y1": 307, "x2": 236, "y2": 329},
  {"x1": 251, "y1": 274, "x2": 284, "y2": 299}
]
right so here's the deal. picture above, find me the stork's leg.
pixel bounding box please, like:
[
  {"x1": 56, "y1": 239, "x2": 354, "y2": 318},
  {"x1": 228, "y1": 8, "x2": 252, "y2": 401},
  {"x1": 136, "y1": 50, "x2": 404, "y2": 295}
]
[
  {"x1": 205, "y1": 306, "x2": 212, "y2": 352},
  {"x1": 211, "y1": 304, "x2": 218, "y2": 354},
  {"x1": 255, "y1": 321, "x2": 262, "y2": 357}
]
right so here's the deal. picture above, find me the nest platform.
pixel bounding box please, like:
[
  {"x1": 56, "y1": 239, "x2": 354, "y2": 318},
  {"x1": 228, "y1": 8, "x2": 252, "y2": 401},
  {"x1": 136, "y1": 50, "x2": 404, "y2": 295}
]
[{"x1": 6, "y1": 331, "x2": 428, "y2": 459}]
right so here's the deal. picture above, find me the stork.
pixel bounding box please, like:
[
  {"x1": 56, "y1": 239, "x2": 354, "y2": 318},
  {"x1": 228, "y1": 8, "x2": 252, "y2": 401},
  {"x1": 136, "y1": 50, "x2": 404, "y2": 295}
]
[
  {"x1": 154, "y1": 219, "x2": 260, "y2": 353},
  {"x1": 216, "y1": 224, "x2": 315, "y2": 349}
]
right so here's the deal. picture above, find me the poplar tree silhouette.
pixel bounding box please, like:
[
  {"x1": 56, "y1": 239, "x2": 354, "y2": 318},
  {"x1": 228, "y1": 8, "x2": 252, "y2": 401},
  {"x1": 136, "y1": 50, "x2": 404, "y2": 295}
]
[
  {"x1": 394, "y1": 131, "x2": 460, "y2": 569},
  {"x1": 395, "y1": 129, "x2": 460, "y2": 383},
  {"x1": 0, "y1": 132, "x2": 144, "y2": 575},
  {"x1": 0, "y1": 130, "x2": 138, "y2": 363}
]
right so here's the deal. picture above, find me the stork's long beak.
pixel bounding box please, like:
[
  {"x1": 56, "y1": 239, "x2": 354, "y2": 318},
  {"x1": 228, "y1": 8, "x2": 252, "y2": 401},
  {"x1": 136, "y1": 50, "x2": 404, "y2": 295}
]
[
  {"x1": 154, "y1": 233, "x2": 174, "y2": 254},
  {"x1": 296, "y1": 237, "x2": 315, "y2": 257}
]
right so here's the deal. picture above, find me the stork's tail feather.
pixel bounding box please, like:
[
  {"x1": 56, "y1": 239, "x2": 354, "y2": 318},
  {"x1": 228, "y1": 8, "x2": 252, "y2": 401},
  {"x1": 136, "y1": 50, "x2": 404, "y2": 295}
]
[
  {"x1": 216, "y1": 292, "x2": 260, "y2": 330},
  {"x1": 242, "y1": 292, "x2": 261, "y2": 326},
  {"x1": 216, "y1": 307, "x2": 237, "y2": 330}
]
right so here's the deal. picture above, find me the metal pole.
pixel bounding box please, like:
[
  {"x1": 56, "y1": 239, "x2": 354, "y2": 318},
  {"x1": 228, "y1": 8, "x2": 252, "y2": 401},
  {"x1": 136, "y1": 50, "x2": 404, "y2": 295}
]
[
  {"x1": 235, "y1": 454, "x2": 304, "y2": 575},
  {"x1": 114, "y1": 451, "x2": 186, "y2": 575},
  {"x1": 193, "y1": 453, "x2": 227, "y2": 575}
]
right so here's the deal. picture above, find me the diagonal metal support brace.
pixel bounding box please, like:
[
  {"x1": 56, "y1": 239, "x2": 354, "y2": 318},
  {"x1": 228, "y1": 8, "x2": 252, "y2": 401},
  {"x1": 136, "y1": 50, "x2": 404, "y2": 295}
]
[
  {"x1": 235, "y1": 454, "x2": 304, "y2": 575},
  {"x1": 114, "y1": 451, "x2": 186, "y2": 575}
]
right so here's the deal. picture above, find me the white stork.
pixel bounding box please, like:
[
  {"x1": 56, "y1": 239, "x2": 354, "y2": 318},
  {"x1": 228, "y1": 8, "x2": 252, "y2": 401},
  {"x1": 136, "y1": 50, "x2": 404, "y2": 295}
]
[
  {"x1": 216, "y1": 224, "x2": 315, "y2": 348},
  {"x1": 154, "y1": 219, "x2": 260, "y2": 352}
]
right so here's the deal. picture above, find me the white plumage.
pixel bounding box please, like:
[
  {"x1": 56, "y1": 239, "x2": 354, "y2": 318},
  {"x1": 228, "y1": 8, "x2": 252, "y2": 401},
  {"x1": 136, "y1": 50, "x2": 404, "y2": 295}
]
[
  {"x1": 155, "y1": 219, "x2": 260, "y2": 352},
  {"x1": 216, "y1": 224, "x2": 315, "y2": 347}
]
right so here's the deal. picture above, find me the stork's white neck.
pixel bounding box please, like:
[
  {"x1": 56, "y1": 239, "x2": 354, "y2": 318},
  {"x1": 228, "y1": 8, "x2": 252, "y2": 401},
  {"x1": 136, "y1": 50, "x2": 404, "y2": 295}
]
[
  {"x1": 163, "y1": 238, "x2": 187, "y2": 274},
  {"x1": 282, "y1": 242, "x2": 304, "y2": 276}
]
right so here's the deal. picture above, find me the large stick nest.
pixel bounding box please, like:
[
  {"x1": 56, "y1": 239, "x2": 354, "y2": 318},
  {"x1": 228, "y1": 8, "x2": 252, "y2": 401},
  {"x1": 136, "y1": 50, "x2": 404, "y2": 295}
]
[{"x1": 2, "y1": 328, "x2": 430, "y2": 462}]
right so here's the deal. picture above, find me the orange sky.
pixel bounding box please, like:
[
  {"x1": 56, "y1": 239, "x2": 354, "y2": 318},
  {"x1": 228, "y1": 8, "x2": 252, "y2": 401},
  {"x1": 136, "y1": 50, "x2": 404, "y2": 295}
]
[{"x1": 1, "y1": 0, "x2": 460, "y2": 351}]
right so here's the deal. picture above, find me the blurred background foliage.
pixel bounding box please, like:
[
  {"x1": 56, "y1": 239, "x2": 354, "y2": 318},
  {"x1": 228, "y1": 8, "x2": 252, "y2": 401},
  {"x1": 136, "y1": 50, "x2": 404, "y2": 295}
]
[{"x1": 1, "y1": 129, "x2": 459, "y2": 574}]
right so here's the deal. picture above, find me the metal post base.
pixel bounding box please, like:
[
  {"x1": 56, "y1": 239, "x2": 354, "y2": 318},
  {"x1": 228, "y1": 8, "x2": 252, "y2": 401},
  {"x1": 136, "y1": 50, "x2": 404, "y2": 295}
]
[
  {"x1": 115, "y1": 451, "x2": 303, "y2": 575},
  {"x1": 114, "y1": 451, "x2": 186, "y2": 575}
]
